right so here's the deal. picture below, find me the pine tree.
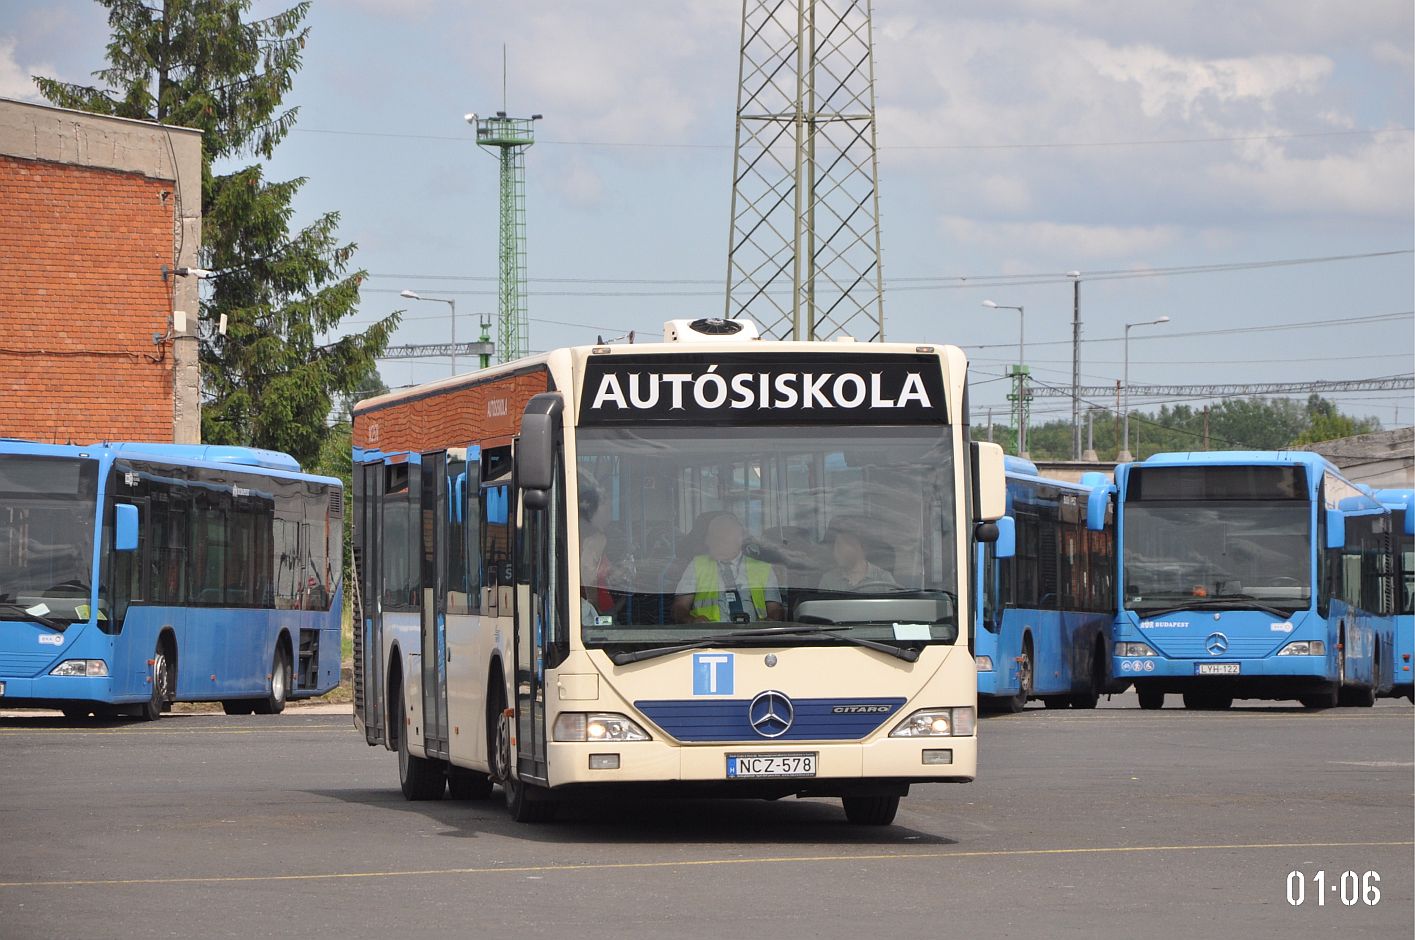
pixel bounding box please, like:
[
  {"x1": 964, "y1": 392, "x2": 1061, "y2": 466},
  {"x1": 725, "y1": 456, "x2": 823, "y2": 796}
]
[{"x1": 36, "y1": 0, "x2": 398, "y2": 466}]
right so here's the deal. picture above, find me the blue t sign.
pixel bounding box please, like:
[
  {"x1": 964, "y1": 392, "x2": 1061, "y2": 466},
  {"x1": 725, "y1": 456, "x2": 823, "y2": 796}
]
[{"x1": 692, "y1": 652, "x2": 734, "y2": 696}]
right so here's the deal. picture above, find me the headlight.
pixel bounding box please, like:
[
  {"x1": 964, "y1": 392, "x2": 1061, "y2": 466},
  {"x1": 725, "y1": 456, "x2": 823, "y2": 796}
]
[
  {"x1": 975, "y1": 655, "x2": 994, "y2": 672},
  {"x1": 49, "y1": 659, "x2": 108, "y2": 677},
  {"x1": 1278, "y1": 640, "x2": 1325, "y2": 656},
  {"x1": 1115, "y1": 642, "x2": 1157, "y2": 657},
  {"x1": 890, "y1": 707, "x2": 975, "y2": 738},
  {"x1": 552, "y1": 712, "x2": 651, "y2": 742}
]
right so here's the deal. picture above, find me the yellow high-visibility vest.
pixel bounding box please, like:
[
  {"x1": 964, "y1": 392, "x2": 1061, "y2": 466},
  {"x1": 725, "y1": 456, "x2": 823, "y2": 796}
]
[{"x1": 690, "y1": 554, "x2": 771, "y2": 621}]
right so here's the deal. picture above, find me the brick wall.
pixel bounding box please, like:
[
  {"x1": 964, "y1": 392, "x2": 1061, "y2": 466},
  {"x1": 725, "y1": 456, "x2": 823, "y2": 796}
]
[{"x1": 0, "y1": 153, "x2": 175, "y2": 443}]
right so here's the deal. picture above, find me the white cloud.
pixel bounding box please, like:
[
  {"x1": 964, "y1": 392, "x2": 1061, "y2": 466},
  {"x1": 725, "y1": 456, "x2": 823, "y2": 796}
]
[{"x1": 0, "y1": 36, "x2": 50, "y2": 102}]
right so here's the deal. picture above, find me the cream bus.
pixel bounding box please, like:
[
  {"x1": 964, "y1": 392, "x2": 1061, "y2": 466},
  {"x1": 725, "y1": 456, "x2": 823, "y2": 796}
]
[{"x1": 351, "y1": 318, "x2": 1005, "y2": 824}]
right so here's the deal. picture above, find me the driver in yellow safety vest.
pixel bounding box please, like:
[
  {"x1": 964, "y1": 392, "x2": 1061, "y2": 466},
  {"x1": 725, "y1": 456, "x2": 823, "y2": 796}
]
[{"x1": 671, "y1": 512, "x2": 785, "y2": 623}]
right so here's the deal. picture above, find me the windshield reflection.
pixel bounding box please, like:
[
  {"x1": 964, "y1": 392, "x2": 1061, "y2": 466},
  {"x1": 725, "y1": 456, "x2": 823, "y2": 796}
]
[
  {"x1": 575, "y1": 426, "x2": 958, "y2": 650},
  {"x1": 0, "y1": 456, "x2": 99, "y2": 623}
]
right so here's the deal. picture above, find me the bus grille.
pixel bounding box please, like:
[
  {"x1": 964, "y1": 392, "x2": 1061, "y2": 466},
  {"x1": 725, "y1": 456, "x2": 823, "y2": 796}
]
[
  {"x1": 0, "y1": 651, "x2": 56, "y2": 678},
  {"x1": 1149, "y1": 635, "x2": 1283, "y2": 659}
]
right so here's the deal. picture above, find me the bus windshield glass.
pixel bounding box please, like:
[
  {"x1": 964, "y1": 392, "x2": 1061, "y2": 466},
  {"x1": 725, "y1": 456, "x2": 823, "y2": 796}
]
[
  {"x1": 1123, "y1": 501, "x2": 1311, "y2": 613},
  {"x1": 575, "y1": 425, "x2": 958, "y2": 652},
  {"x1": 0, "y1": 456, "x2": 99, "y2": 623}
]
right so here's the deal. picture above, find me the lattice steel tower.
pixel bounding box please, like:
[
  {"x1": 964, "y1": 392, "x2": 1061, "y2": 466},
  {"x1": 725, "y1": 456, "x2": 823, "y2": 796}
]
[
  {"x1": 725, "y1": 0, "x2": 885, "y2": 341},
  {"x1": 472, "y1": 111, "x2": 539, "y2": 363}
]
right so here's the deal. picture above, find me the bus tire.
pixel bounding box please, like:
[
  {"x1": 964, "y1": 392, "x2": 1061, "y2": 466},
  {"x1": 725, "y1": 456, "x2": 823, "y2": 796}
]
[
  {"x1": 488, "y1": 678, "x2": 556, "y2": 822},
  {"x1": 1070, "y1": 645, "x2": 1105, "y2": 709},
  {"x1": 1136, "y1": 686, "x2": 1164, "y2": 710},
  {"x1": 251, "y1": 643, "x2": 290, "y2": 715},
  {"x1": 448, "y1": 769, "x2": 494, "y2": 801},
  {"x1": 842, "y1": 795, "x2": 900, "y2": 826},
  {"x1": 999, "y1": 638, "x2": 1033, "y2": 713},
  {"x1": 135, "y1": 640, "x2": 174, "y2": 722},
  {"x1": 395, "y1": 684, "x2": 446, "y2": 801},
  {"x1": 1299, "y1": 686, "x2": 1339, "y2": 709}
]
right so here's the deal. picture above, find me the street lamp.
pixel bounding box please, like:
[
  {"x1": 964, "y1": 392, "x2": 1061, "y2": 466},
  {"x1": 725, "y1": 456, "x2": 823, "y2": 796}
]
[
  {"x1": 1120, "y1": 315, "x2": 1171, "y2": 461},
  {"x1": 1067, "y1": 271, "x2": 1082, "y2": 460},
  {"x1": 400, "y1": 289, "x2": 459, "y2": 376},
  {"x1": 983, "y1": 300, "x2": 1028, "y2": 455}
]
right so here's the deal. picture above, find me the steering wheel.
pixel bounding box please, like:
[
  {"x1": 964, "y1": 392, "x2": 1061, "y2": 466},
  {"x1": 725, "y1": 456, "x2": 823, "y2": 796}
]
[
  {"x1": 848, "y1": 580, "x2": 901, "y2": 592},
  {"x1": 1267, "y1": 577, "x2": 1300, "y2": 587}
]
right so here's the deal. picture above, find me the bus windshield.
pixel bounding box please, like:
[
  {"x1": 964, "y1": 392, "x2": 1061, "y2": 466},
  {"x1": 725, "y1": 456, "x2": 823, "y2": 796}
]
[
  {"x1": 1123, "y1": 501, "x2": 1311, "y2": 612},
  {"x1": 575, "y1": 425, "x2": 958, "y2": 653},
  {"x1": 0, "y1": 456, "x2": 99, "y2": 624}
]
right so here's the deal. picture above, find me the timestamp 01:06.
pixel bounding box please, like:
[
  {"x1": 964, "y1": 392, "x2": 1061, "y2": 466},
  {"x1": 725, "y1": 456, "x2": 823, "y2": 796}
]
[{"x1": 1286, "y1": 871, "x2": 1380, "y2": 907}]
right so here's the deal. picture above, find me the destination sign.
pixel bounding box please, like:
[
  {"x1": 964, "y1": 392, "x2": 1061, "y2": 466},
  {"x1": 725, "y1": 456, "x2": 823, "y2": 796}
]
[{"x1": 578, "y1": 353, "x2": 948, "y2": 425}]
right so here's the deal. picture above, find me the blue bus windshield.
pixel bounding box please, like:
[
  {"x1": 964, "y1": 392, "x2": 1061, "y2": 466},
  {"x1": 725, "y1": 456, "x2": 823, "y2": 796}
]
[
  {"x1": 0, "y1": 455, "x2": 98, "y2": 623},
  {"x1": 1123, "y1": 501, "x2": 1311, "y2": 612}
]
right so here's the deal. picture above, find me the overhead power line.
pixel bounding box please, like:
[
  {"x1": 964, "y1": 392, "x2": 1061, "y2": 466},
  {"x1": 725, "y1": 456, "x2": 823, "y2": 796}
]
[{"x1": 1028, "y1": 374, "x2": 1415, "y2": 400}]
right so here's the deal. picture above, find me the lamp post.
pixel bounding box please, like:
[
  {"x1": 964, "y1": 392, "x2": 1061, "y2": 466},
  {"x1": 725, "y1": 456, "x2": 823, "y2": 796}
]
[
  {"x1": 1120, "y1": 315, "x2": 1170, "y2": 462},
  {"x1": 400, "y1": 289, "x2": 458, "y2": 376},
  {"x1": 983, "y1": 300, "x2": 1027, "y2": 455},
  {"x1": 1067, "y1": 271, "x2": 1081, "y2": 460}
]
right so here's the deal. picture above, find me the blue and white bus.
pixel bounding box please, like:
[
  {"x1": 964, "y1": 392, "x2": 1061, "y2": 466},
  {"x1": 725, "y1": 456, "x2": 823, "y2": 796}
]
[
  {"x1": 976, "y1": 458, "x2": 1117, "y2": 712},
  {"x1": 0, "y1": 440, "x2": 343, "y2": 719},
  {"x1": 1112, "y1": 451, "x2": 1398, "y2": 710},
  {"x1": 1376, "y1": 489, "x2": 1413, "y2": 701}
]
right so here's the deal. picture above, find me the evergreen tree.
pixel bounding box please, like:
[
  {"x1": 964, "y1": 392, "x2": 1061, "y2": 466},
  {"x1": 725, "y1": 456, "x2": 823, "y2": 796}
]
[{"x1": 36, "y1": 0, "x2": 398, "y2": 467}]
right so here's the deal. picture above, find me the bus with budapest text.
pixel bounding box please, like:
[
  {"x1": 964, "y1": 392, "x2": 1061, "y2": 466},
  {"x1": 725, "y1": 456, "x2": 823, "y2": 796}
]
[
  {"x1": 975, "y1": 458, "x2": 1117, "y2": 712},
  {"x1": 0, "y1": 441, "x2": 343, "y2": 719},
  {"x1": 351, "y1": 317, "x2": 1006, "y2": 825},
  {"x1": 1111, "y1": 451, "x2": 1398, "y2": 710}
]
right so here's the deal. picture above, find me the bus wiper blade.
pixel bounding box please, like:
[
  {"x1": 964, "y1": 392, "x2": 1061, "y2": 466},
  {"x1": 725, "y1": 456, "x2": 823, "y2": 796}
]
[
  {"x1": 608, "y1": 637, "x2": 733, "y2": 666},
  {"x1": 0, "y1": 602, "x2": 68, "y2": 632},
  {"x1": 1137, "y1": 597, "x2": 1293, "y2": 620},
  {"x1": 607, "y1": 624, "x2": 912, "y2": 666}
]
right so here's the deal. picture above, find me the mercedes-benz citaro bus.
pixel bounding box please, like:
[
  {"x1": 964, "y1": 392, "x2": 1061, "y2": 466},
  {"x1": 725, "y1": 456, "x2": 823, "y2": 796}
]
[
  {"x1": 351, "y1": 318, "x2": 1006, "y2": 824},
  {"x1": 1375, "y1": 489, "x2": 1413, "y2": 701},
  {"x1": 0, "y1": 441, "x2": 344, "y2": 719},
  {"x1": 975, "y1": 458, "x2": 1118, "y2": 712},
  {"x1": 1111, "y1": 450, "x2": 1399, "y2": 710}
]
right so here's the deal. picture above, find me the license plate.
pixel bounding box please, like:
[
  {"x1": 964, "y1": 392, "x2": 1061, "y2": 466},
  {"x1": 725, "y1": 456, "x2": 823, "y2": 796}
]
[
  {"x1": 1196, "y1": 663, "x2": 1240, "y2": 676},
  {"x1": 726, "y1": 753, "x2": 817, "y2": 779}
]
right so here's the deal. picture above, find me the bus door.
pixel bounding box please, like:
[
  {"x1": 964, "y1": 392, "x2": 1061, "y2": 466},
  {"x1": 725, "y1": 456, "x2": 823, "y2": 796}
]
[
  {"x1": 420, "y1": 451, "x2": 451, "y2": 761},
  {"x1": 354, "y1": 460, "x2": 385, "y2": 746},
  {"x1": 511, "y1": 436, "x2": 563, "y2": 786}
]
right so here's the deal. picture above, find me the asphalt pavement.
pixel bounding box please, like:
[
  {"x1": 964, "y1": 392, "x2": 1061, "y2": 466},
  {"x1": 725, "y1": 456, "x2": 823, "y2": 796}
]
[{"x1": 0, "y1": 693, "x2": 1410, "y2": 939}]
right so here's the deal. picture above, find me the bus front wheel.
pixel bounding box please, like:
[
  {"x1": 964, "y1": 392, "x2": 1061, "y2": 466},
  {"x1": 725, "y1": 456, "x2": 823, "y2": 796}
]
[
  {"x1": 1136, "y1": 686, "x2": 1164, "y2": 710},
  {"x1": 251, "y1": 644, "x2": 290, "y2": 715},
  {"x1": 842, "y1": 795, "x2": 900, "y2": 826},
  {"x1": 134, "y1": 641, "x2": 174, "y2": 722}
]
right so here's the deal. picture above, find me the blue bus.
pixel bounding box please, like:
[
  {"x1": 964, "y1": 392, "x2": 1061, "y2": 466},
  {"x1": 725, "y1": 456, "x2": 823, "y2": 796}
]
[
  {"x1": 976, "y1": 458, "x2": 1117, "y2": 712},
  {"x1": 1375, "y1": 489, "x2": 1413, "y2": 701},
  {"x1": 0, "y1": 440, "x2": 343, "y2": 719},
  {"x1": 1112, "y1": 451, "x2": 1398, "y2": 710}
]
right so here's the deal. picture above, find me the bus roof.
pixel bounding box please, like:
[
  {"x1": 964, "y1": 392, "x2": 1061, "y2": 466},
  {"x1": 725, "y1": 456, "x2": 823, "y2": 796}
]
[
  {"x1": 0, "y1": 440, "x2": 338, "y2": 485},
  {"x1": 1129, "y1": 450, "x2": 1342, "y2": 477}
]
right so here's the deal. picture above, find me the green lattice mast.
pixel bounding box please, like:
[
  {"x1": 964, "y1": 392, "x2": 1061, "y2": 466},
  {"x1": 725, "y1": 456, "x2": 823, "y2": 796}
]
[{"x1": 471, "y1": 111, "x2": 539, "y2": 363}]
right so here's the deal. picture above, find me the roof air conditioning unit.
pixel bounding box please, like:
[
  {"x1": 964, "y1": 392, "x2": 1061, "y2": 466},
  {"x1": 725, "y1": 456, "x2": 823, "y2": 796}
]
[{"x1": 662, "y1": 318, "x2": 761, "y2": 343}]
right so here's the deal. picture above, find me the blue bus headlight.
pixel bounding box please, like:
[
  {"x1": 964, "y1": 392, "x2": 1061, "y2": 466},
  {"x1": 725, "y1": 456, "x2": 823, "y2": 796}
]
[
  {"x1": 1277, "y1": 640, "x2": 1325, "y2": 656},
  {"x1": 891, "y1": 707, "x2": 975, "y2": 737},
  {"x1": 49, "y1": 659, "x2": 109, "y2": 677},
  {"x1": 1115, "y1": 642, "x2": 1157, "y2": 657},
  {"x1": 553, "y1": 712, "x2": 651, "y2": 743},
  {"x1": 975, "y1": 656, "x2": 993, "y2": 672}
]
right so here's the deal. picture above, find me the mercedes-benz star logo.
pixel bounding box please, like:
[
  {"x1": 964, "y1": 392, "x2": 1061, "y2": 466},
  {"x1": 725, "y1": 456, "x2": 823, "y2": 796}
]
[
  {"x1": 748, "y1": 690, "x2": 794, "y2": 738},
  {"x1": 1205, "y1": 632, "x2": 1229, "y2": 656}
]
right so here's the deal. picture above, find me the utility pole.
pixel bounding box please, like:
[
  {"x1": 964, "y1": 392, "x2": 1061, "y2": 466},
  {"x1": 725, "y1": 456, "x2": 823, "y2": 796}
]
[
  {"x1": 726, "y1": 0, "x2": 885, "y2": 341},
  {"x1": 1203, "y1": 405, "x2": 1210, "y2": 451}
]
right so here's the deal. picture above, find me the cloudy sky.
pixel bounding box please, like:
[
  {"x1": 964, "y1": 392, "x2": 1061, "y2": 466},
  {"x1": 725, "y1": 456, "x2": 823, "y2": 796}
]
[{"x1": 3, "y1": 0, "x2": 1412, "y2": 425}]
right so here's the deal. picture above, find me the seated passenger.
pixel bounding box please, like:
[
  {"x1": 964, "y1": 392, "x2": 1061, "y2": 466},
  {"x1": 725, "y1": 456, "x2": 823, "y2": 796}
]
[
  {"x1": 671, "y1": 512, "x2": 784, "y2": 623},
  {"x1": 818, "y1": 515, "x2": 898, "y2": 592}
]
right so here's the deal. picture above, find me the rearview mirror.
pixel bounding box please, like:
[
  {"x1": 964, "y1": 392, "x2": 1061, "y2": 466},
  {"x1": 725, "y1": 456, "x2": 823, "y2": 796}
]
[
  {"x1": 1325, "y1": 509, "x2": 1345, "y2": 550},
  {"x1": 115, "y1": 503, "x2": 139, "y2": 551},
  {"x1": 519, "y1": 393, "x2": 564, "y2": 511},
  {"x1": 971, "y1": 441, "x2": 1006, "y2": 522},
  {"x1": 993, "y1": 515, "x2": 1016, "y2": 559},
  {"x1": 1086, "y1": 485, "x2": 1113, "y2": 532}
]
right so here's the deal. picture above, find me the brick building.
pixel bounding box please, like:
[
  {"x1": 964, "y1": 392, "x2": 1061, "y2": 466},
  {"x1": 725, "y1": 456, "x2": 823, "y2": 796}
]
[{"x1": 0, "y1": 97, "x2": 202, "y2": 444}]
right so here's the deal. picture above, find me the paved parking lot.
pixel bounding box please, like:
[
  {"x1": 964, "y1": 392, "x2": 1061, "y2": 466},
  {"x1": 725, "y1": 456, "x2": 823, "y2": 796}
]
[{"x1": 1, "y1": 694, "x2": 1410, "y2": 939}]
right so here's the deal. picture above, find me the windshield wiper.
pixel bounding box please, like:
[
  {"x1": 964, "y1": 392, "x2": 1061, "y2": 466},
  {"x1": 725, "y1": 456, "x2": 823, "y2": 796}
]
[
  {"x1": 0, "y1": 602, "x2": 69, "y2": 632},
  {"x1": 1135, "y1": 595, "x2": 1296, "y2": 620},
  {"x1": 607, "y1": 624, "x2": 919, "y2": 665}
]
